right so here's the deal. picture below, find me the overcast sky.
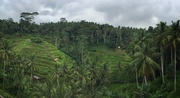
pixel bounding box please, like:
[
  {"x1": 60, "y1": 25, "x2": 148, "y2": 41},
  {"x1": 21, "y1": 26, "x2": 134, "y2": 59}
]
[{"x1": 0, "y1": 0, "x2": 180, "y2": 28}]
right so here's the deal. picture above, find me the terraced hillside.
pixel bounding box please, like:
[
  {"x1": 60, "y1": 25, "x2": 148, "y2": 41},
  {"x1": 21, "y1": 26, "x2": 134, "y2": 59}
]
[
  {"x1": 89, "y1": 45, "x2": 132, "y2": 69},
  {"x1": 12, "y1": 38, "x2": 75, "y2": 78}
]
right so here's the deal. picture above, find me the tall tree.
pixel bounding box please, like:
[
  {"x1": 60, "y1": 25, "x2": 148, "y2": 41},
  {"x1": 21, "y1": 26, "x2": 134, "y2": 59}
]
[
  {"x1": 95, "y1": 29, "x2": 102, "y2": 44},
  {"x1": 165, "y1": 20, "x2": 180, "y2": 92},
  {"x1": 20, "y1": 12, "x2": 39, "y2": 34},
  {"x1": 130, "y1": 44, "x2": 141, "y2": 88},
  {"x1": 27, "y1": 54, "x2": 36, "y2": 81},
  {"x1": 155, "y1": 21, "x2": 167, "y2": 84},
  {"x1": 75, "y1": 34, "x2": 88, "y2": 66},
  {"x1": 20, "y1": 12, "x2": 39, "y2": 23},
  {"x1": 102, "y1": 25, "x2": 109, "y2": 46},
  {"x1": 60, "y1": 17, "x2": 67, "y2": 22},
  {"x1": 0, "y1": 40, "x2": 13, "y2": 84},
  {"x1": 133, "y1": 44, "x2": 160, "y2": 85}
]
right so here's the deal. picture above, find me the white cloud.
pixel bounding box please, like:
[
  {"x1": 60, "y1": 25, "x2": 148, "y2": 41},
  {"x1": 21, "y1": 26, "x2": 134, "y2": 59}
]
[{"x1": 151, "y1": 16, "x2": 159, "y2": 25}]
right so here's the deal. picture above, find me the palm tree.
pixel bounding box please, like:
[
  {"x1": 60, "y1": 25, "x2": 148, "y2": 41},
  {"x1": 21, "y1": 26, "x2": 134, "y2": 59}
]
[
  {"x1": 53, "y1": 64, "x2": 60, "y2": 87},
  {"x1": 95, "y1": 30, "x2": 102, "y2": 44},
  {"x1": 155, "y1": 21, "x2": 167, "y2": 84},
  {"x1": 0, "y1": 33, "x2": 3, "y2": 74},
  {"x1": 0, "y1": 40, "x2": 13, "y2": 84},
  {"x1": 115, "y1": 27, "x2": 122, "y2": 48},
  {"x1": 27, "y1": 54, "x2": 36, "y2": 80},
  {"x1": 133, "y1": 44, "x2": 160, "y2": 85},
  {"x1": 164, "y1": 20, "x2": 180, "y2": 92},
  {"x1": 10, "y1": 55, "x2": 29, "y2": 98},
  {"x1": 130, "y1": 44, "x2": 141, "y2": 88},
  {"x1": 137, "y1": 29, "x2": 150, "y2": 48},
  {"x1": 0, "y1": 32, "x2": 3, "y2": 41},
  {"x1": 1, "y1": 40, "x2": 13, "y2": 61}
]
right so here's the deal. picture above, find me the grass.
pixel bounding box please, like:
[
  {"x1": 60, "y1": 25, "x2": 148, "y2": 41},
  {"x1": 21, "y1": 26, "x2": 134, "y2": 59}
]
[
  {"x1": 107, "y1": 83, "x2": 136, "y2": 97},
  {"x1": 0, "y1": 89, "x2": 15, "y2": 98},
  {"x1": 150, "y1": 71, "x2": 180, "y2": 98},
  {"x1": 108, "y1": 71, "x2": 180, "y2": 98}
]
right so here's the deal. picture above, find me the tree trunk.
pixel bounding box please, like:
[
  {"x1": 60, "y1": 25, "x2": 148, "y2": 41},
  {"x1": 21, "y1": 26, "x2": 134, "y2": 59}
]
[
  {"x1": 55, "y1": 38, "x2": 58, "y2": 48},
  {"x1": 91, "y1": 33, "x2": 94, "y2": 44},
  {"x1": 144, "y1": 75, "x2": 147, "y2": 86},
  {"x1": 108, "y1": 32, "x2": 111, "y2": 42},
  {"x1": 103, "y1": 35, "x2": 106, "y2": 46},
  {"x1": 116, "y1": 35, "x2": 119, "y2": 49},
  {"x1": 171, "y1": 48, "x2": 173, "y2": 64},
  {"x1": 96, "y1": 35, "x2": 98, "y2": 44},
  {"x1": 160, "y1": 46, "x2": 165, "y2": 84},
  {"x1": 135, "y1": 66, "x2": 139, "y2": 88},
  {"x1": 3, "y1": 61, "x2": 6, "y2": 84},
  {"x1": 174, "y1": 48, "x2": 177, "y2": 92},
  {"x1": 96, "y1": 32, "x2": 99, "y2": 44},
  {"x1": 81, "y1": 43, "x2": 84, "y2": 66},
  {"x1": 31, "y1": 72, "x2": 32, "y2": 81}
]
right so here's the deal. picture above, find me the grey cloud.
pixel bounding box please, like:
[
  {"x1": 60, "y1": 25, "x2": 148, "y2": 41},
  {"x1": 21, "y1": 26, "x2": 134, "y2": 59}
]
[
  {"x1": 42, "y1": 0, "x2": 79, "y2": 10},
  {"x1": 0, "y1": 0, "x2": 179, "y2": 28},
  {"x1": 94, "y1": 0, "x2": 179, "y2": 27},
  {"x1": 40, "y1": 10, "x2": 52, "y2": 15}
]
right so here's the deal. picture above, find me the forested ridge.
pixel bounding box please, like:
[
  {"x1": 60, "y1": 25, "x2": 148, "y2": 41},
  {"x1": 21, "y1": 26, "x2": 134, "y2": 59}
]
[{"x1": 0, "y1": 12, "x2": 180, "y2": 98}]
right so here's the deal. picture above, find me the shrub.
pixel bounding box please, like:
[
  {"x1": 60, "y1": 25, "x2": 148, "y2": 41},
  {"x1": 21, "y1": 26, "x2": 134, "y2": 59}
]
[{"x1": 31, "y1": 37, "x2": 43, "y2": 43}]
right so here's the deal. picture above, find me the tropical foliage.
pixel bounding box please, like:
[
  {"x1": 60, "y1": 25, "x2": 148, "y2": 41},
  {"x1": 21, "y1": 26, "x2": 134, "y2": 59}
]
[{"x1": 0, "y1": 12, "x2": 180, "y2": 98}]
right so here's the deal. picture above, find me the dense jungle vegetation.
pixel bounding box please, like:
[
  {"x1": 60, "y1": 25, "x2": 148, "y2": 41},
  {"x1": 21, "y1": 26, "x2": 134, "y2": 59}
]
[{"x1": 0, "y1": 12, "x2": 180, "y2": 98}]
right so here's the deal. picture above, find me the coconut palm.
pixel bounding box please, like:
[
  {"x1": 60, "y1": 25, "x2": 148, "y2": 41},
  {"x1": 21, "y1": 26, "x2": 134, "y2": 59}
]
[
  {"x1": 137, "y1": 29, "x2": 148, "y2": 48},
  {"x1": 1, "y1": 40, "x2": 13, "y2": 61},
  {"x1": 95, "y1": 29, "x2": 102, "y2": 44},
  {"x1": 27, "y1": 54, "x2": 36, "y2": 81},
  {"x1": 0, "y1": 32, "x2": 3, "y2": 41},
  {"x1": 52, "y1": 64, "x2": 61, "y2": 87},
  {"x1": 164, "y1": 20, "x2": 180, "y2": 92},
  {"x1": 133, "y1": 44, "x2": 160, "y2": 85},
  {"x1": 0, "y1": 40, "x2": 13, "y2": 84},
  {"x1": 11, "y1": 59, "x2": 29, "y2": 98},
  {"x1": 0, "y1": 33, "x2": 3, "y2": 74},
  {"x1": 154, "y1": 21, "x2": 167, "y2": 84},
  {"x1": 130, "y1": 44, "x2": 141, "y2": 88}
]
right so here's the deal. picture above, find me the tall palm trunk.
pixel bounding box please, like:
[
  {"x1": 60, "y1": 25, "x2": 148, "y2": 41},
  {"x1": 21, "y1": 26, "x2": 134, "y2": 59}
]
[
  {"x1": 96, "y1": 35, "x2": 99, "y2": 44},
  {"x1": 160, "y1": 46, "x2": 165, "y2": 84},
  {"x1": 144, "y1": 75, "x2": 147, "y2": 86},
  {"x1": 91, "y1": 33, "x2": 94, "y2": 44},
  {"x1": 171, "y1": 48, "x2": 173, "y2": 64},
  {"x1": 103, "y1": 35, "x2": 106, "y2": 46},
  {"x1": 174, "y1": 48, "x2": 177, "y2": 92},
  {"x1": 55, "y1": 38, "x2": 58, "y2": 48},
  {"x1": 135, "y1": 66, "x2": 139, "y2": 88},
  {"x1": 3, "y1": 61, "x2": 6, "y2": 84}
]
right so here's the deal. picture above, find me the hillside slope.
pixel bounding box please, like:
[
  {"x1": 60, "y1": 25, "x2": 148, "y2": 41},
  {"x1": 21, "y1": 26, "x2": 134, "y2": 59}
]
[
  {"x1": 12, "y1": 37, "x2": 75, "y2": 78},
  {"x1": 88, "y1": 45, "x2": 131, "y2": 68}
]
